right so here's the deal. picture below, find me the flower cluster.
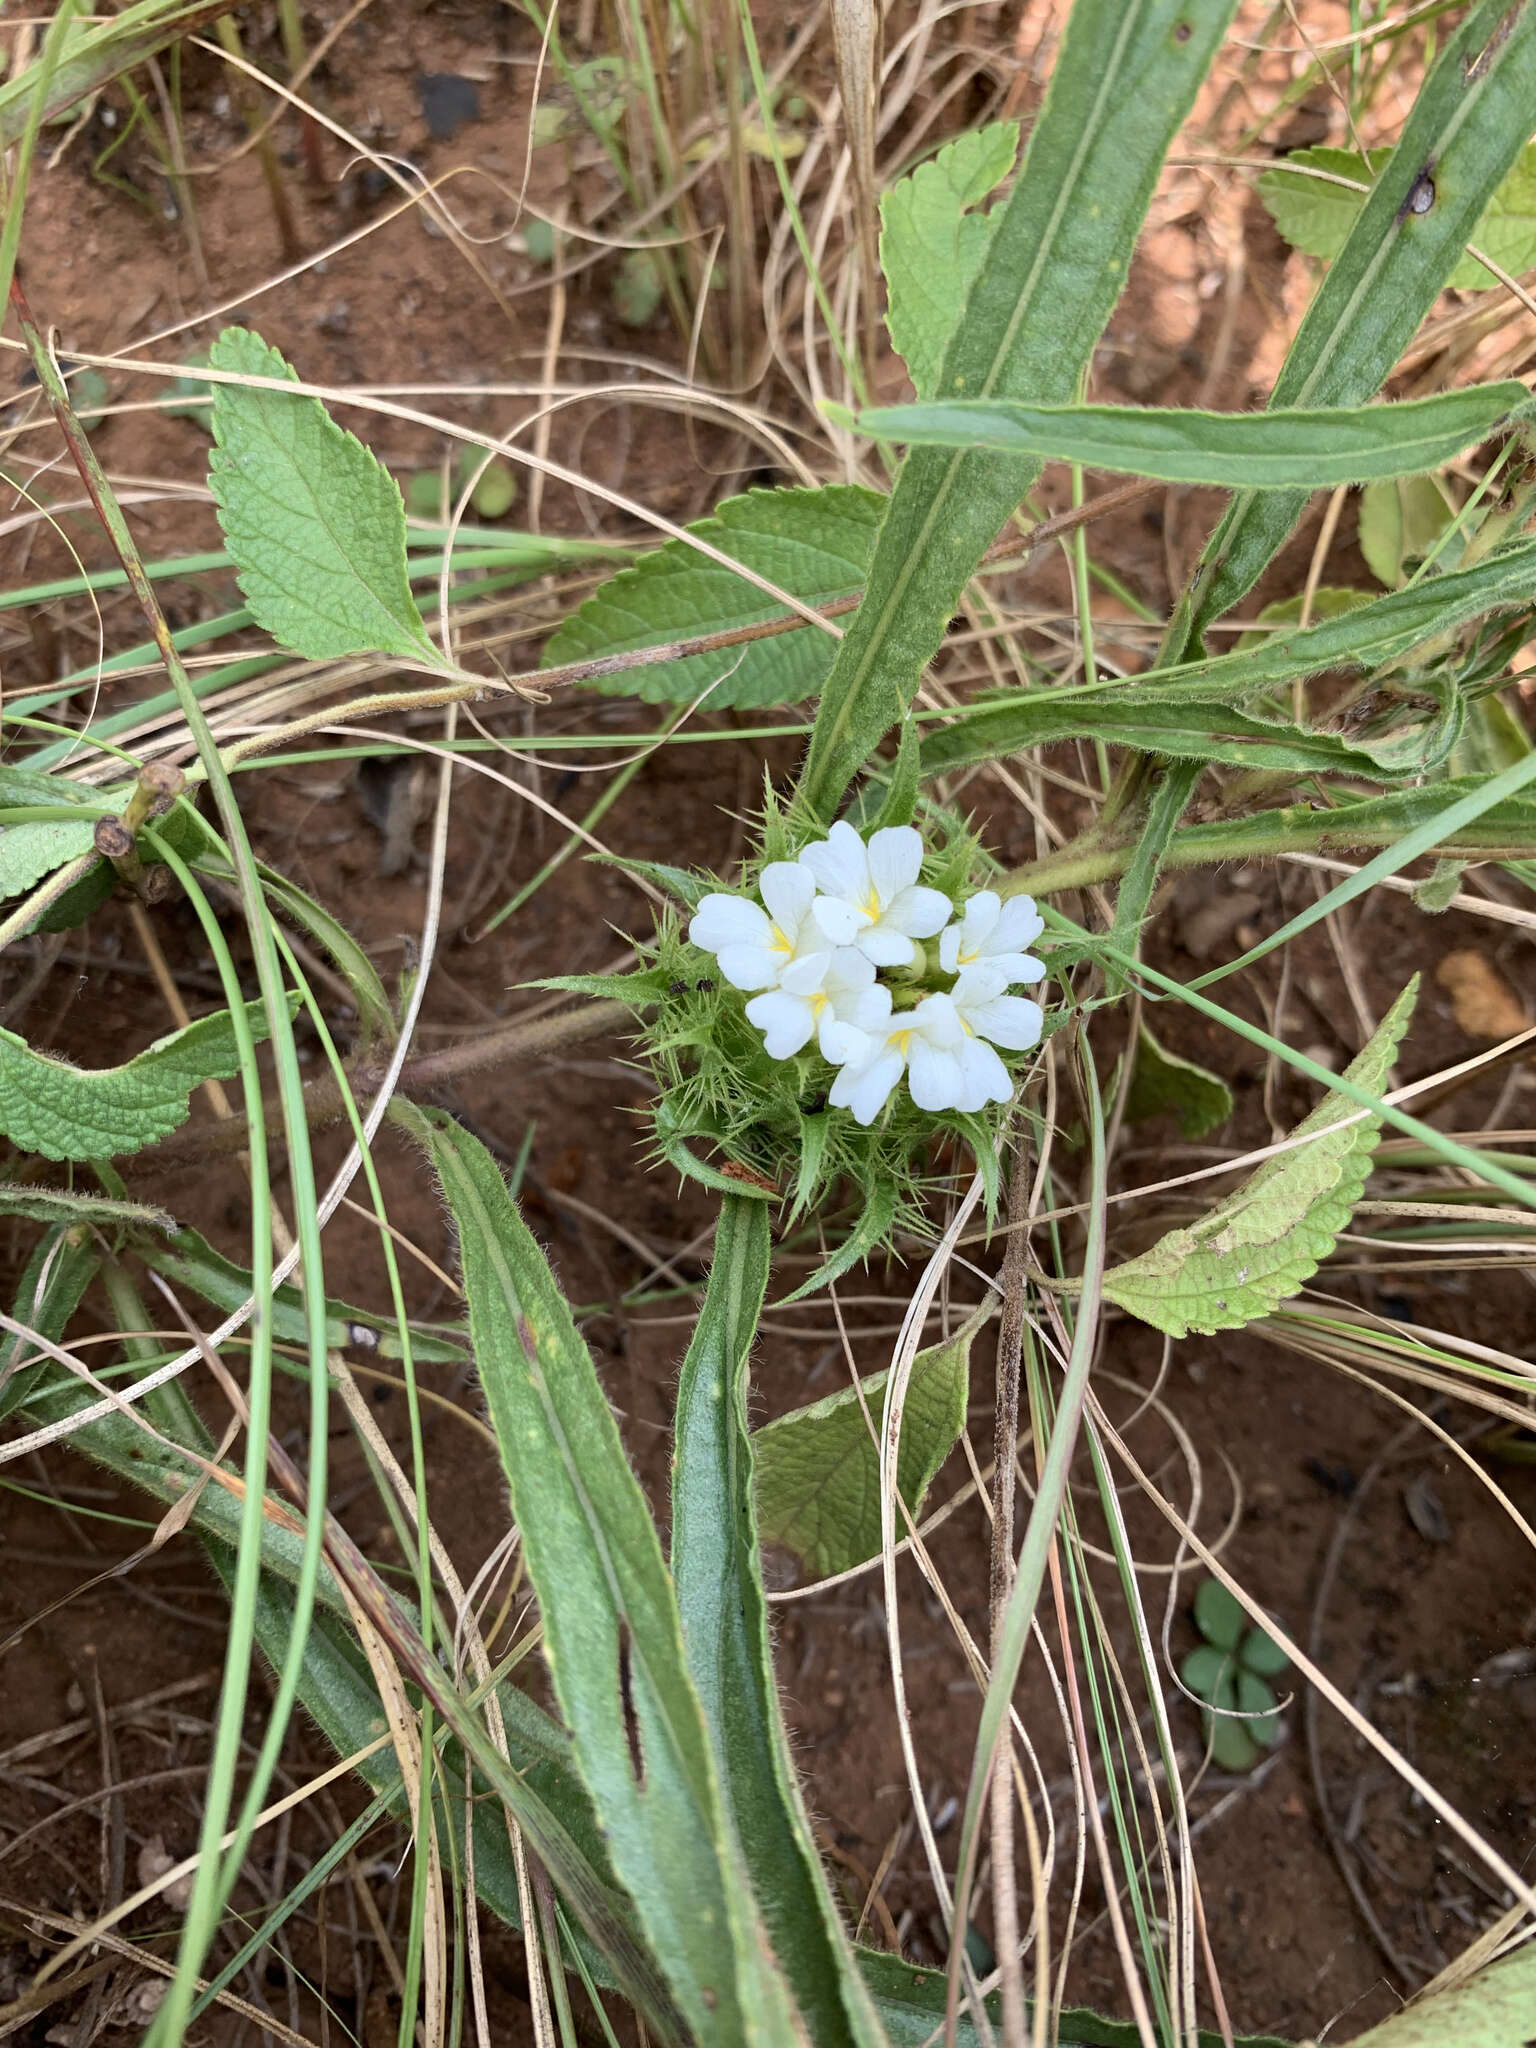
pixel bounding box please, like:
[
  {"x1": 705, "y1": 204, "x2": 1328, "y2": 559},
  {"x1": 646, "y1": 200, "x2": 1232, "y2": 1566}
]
[{"x1": 688, "y1": 822, "x2": 1045, "y2": 1125}]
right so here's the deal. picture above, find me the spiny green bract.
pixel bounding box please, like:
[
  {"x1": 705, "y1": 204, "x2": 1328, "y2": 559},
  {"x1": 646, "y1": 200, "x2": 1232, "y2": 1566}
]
[{"x1": 541, "y1": 796, "x2": 1049, "y2": 1262}]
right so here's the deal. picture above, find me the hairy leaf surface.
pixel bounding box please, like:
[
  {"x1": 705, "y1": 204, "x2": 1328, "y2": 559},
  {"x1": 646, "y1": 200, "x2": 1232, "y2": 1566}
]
[
  {"x1": 546, "y1": 485, "x2": 882, "y2": 709},
  {"x1": 754, "y1": 1307, "x2": 984, "y2": 1578},
  {"x1": 209, "y1": 328, "x2": 439, "y2": 664},
  {"x1": 879, "y1": 122, "x2": 1019, "y2": 397},
  {"x1": 857, "y1": 382, "x2": 1528, "y2": 487},
  {"x1": 1103, "y1": 981, "x2": 1417, "y2": 1335},
  {"x1": 0, "y1": 996, "x2": 295, "y2": 1161}
]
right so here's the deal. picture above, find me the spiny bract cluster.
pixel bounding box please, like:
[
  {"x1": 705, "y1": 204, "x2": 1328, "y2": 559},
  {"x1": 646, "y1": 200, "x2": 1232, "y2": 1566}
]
[{"x1": 688, "y1": 821, "x2": 1046, "y2": 1125}]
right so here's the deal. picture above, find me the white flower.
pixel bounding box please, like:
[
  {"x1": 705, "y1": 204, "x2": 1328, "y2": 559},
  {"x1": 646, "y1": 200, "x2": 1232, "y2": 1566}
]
[
  {"x1": 828, "y1": 988, "x2": 962, "y2": 1124},
  {"x1": 938, "y1": 890, "x2": 1046, "y2": 986},
  {"x1": 946, "y1": 963, "x2": 1045, "y2": 1110},
  {"x1": 688, "y1": 863, "x2": 825, "y2": 991},
  {"x1": 798, "y1": 822, "x2": 953, "y2": 968},
  {"x1": 828, "y1": 966, "x2": 1046, "y2": 1124},
  {"x1": 744, "y1": 947, "x2": 883, "y2": 1061}
]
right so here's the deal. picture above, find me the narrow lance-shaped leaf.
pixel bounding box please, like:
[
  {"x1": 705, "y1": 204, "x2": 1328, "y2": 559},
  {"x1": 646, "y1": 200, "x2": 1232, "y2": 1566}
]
[
  {"x1": 1103, "y1": 979, "x2": 1417, "y2": 1336},
  {"x1": 0, "y1": 995, "x2": 298, "y2": 1161},
  {"x1": 918, "y1": 685, "x2": 1460, "y2": 781},
  {"x1": 406, "y1": 1106, "x2": 804, "y2": 2046},
  {"x1": 855, "y1": 381, "x2": 1530, "y2": 488},
  {"x1": 798, "y1": 0, "x2": 1243, "y2": 818},
  {"x1": 754, "y1": 1306, "x2": 985, "y2": 1580},
  {"x1": 671, "y1": 1196, "x2": 888, "y2": 2048},
  {"x1": 1182, "y1": 0, "x2": 1536, "y2": 648},
  {"x1": 209, "y1": 327, "x2": 443, "y2": 667}
]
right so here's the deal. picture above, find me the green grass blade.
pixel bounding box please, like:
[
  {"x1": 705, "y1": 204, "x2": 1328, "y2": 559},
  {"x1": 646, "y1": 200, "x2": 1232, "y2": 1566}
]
[
  {"x1": 406, "y1": 1107, "x2": 806, "y2": 2046},
  {"x1": 671, "y1": 1195, "x2": 888, "y2": 2048},
  {"x1": 797, "y1": 0, "x2": 1240, "y2": 818},
  {"x1": 856, "y1": 382, "x2": 1529, "y2": 485},
  {"x1": 1182, "y1": 0, "x2": 1536, "y2": 647}
]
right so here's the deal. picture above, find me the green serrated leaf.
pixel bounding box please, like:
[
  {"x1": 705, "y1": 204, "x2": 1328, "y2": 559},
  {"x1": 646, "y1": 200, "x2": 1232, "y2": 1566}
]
[
  {"x1": 1194, "y1": 1575, "x2": 1245, "y2": 1651},
  {"x1": 1103, "y1": 979, "x2": 1418, "y2": 1336},
  {"x1": 1255, "y1": 145, "x2": 1389, "y2": 264},
  {"x1": 0, "y1": 815, "x2": 98, "y2": 901},
  {"x1": 753, "y1": 1305, "x2": 985, "y2": 1579},
  {"x1": 208, "y1": 327, "x2": 440, "y2": 665},
  {"x1": 856, "y1": 382, "x2": 1530, "y2": 487},
  {"x1": 879, "y1": 121, "x2": 1019, "y2": 398},
  {"x1": 545, "y1": 485, "x2": 883, "y2": 710},
  {"x1": 1359, "y1": 472, "x2": 1457, "y2": 588},
  {"x1": 0, "y1": 995, "x2": 296, "y2": 1161},
  {"x1": 1260, "y1": 142, "x2": 1536, "y2": 292},
  {"x1": 1339, "y1": 1937, "x2": 1536, "y2": 2047},
  {"x1": 1124, "y1": 1025, "x2": 1233, "y2": 1139}
]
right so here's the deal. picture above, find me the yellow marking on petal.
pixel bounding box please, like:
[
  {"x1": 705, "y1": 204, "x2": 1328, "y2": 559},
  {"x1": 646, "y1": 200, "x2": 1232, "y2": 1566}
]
[
  {"x1": 769, "y1": 925, "x2": 793, "y2": 953},
  {"x1": 862, "y1": 886, "x2": 882, "y2": 918},
  {"x1": 890, "y1": 1029, "x2": 913, "y2": 1057}
]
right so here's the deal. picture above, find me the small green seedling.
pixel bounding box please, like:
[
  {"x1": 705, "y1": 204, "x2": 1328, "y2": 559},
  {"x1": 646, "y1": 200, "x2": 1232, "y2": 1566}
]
[{"x1": 1180, "y1": 1578, "x2": 1290, "y2": 1771}]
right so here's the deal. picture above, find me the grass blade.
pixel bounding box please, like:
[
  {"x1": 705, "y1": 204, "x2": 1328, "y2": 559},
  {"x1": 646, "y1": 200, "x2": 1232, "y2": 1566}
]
[{"x1": 798, "y1": 0, "x2": 1240, "y2": 818}]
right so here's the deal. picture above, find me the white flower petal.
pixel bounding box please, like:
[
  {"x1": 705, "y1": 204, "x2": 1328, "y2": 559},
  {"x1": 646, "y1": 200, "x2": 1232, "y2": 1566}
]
[
  {"x1": 909, "y1": 991, "x2": 964, "y2": 1048},
  {"x1": 858, "y1": 925, "x2": 917, "y2": 968},
  {"x1": 938, "y1": 925, "x2": 962, "y2": 975},
  {"x1": 993, "y1": 894, "x2": 1045, "y2": 952},
  {"x1": 823, "y1": 948, "x2": 876, "y2": 1001},
  {"x1": 745, "y1": 988, "x2": 815, "y2": 1058},
  {"x1": 759, "y1": 861, "x2": 815, "y2": 935},
  {"x1": 953, "y1": 963, "x2": 1013, "y2": 1005},
  {"x1": 841, "y1": 984, "x2": 893, "y2": 1034},
  {"x1": 979, "y1": 950, "x2": 1047, "y2": 988},
  {"x1": 779, "y1": 951, "x2": 832, "y2": 996},
  {"x1": 811, "y1": 895, "x2": 867, "y2": 946},
  {"x1": 964, "y1": 993, "x2": 1044, "y2": 1051},
  {"x1": 956, "y1": 1037, "x2": 1012, "y2": 1111},
  {"x1": 831, "y1": 1048, "x2": 905, "y2": 1126},
  {"x1": 883, "y1": 883, "x2": 954, "y2": 939},
  {"x1": 907, "y1": 1040, "x2": 963, "y2": 1112},
  {"x1": 799, "y1": 820, "x2": 869, "y2": 902},
  {"x1": 960, "y1": 891, "x2": 1003, "y2": 949},
  {"x1": 716, "y1": 943, "x2": 781, "y2": 992},
  {"x1": 866, "y1": 825, "x2": 923, "y2": 905},
  {"x1": 689, "y1": 893, "x2": 770, "y2": 956},
  {"x1": 818, "y1": 1014, "x2": 867, "y2": 1064}
]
